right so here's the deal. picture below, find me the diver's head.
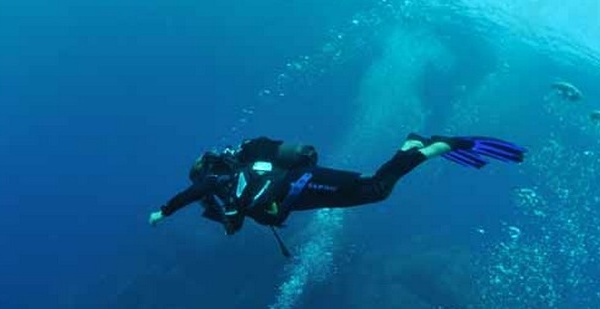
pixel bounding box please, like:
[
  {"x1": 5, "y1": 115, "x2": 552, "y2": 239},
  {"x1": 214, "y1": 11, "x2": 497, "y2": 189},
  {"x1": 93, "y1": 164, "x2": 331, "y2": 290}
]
[{"x1": 188, "y1": 150, "x2": 233, "y2": 182}]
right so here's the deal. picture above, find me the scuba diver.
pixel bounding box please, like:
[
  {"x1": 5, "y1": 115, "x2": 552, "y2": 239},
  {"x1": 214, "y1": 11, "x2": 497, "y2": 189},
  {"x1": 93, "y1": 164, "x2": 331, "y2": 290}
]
[{"x1": 149, "y1": 134, "x2": 526, "y2": 256}]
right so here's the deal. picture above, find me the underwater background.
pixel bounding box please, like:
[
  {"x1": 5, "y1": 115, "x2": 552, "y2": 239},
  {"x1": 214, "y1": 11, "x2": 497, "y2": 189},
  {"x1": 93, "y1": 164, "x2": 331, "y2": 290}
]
[{"x1": 2, "y1": 0, "x2": 600, "y2": 308}]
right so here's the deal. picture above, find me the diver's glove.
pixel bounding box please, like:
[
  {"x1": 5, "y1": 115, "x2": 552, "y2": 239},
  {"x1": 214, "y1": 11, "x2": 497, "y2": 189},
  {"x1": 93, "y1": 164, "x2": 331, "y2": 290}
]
[{"x1": 149, "y1": 210, "x2": 165, "y2": 227}]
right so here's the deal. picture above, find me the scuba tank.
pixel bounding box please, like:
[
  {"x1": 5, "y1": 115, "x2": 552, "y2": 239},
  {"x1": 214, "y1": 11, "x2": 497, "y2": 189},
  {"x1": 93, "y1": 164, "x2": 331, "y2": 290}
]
[
  {"x1": 237, "y1": 136, "x2": 318, "y2": 169},
  {"x1": 191, "y1": 137, "x2": 318, "y2": 257},
  {"x1": 192, "y1": 137, "x2": 318, "y2": 219},
  {"x1": 190, "y1": 137, "x2": 318, "y2": 231},
  {"x1": 190, "y1": 136, "x2": 317, "y2": 180},
  {"x1": 235, "y1": 136, "x2": 318, "y2": 223}
]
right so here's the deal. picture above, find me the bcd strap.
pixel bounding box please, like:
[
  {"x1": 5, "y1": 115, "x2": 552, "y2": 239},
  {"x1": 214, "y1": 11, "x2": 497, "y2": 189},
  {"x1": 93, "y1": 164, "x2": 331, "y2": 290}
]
[{"x1": 280, "y1": 172, "x2": 313, "y2": 209}]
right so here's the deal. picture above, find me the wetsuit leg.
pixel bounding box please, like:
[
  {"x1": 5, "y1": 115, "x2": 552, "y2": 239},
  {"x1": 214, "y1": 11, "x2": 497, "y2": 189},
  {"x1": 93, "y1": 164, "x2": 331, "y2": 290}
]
[{"x1": 285, "y1": 148, "x2": 427, "y2": 211}]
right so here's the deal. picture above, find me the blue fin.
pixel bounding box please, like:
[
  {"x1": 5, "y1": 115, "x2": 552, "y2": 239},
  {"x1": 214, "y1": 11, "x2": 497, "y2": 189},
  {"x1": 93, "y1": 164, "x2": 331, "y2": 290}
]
[
  {"x1": 443, "y1": 151, "x2": 488, "y2": 169},
  {"x1": 446, "y1": 136, "x2": 526, "y2": 168},
  {"x1": 406, "y1": 133, "x2": 526, "y2": 168},
  {"x1": 464, "y1": 136, "x2": 526, "y2": 163}
]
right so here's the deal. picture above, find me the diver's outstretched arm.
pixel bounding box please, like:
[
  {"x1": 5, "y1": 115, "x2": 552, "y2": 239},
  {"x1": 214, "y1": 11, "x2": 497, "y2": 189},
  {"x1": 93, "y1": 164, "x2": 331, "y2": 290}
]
[{"x1": 149, "y1": 178, "x2": 216, "y2": 226}]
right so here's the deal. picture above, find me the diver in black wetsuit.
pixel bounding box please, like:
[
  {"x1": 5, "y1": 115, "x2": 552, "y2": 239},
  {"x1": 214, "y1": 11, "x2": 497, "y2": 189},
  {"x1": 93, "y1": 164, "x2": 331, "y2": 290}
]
[{"x1": 149, "y1": 134, "x2": 526, "y2": 238}]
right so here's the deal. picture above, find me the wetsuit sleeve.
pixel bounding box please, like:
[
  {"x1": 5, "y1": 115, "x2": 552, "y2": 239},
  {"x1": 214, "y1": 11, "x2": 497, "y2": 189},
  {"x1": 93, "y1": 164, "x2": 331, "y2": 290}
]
[{"x1": 160, "y1": 178, "x2": 216, "y2": 216}]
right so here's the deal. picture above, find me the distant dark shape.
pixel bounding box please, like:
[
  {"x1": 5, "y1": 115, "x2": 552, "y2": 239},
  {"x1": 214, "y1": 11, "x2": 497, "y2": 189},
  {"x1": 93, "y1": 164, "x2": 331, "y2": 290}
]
[
  {"x1": 590, "y1": 110, "x2": 600, "y2": 124},
  {"x1": 551, "y1": 81, "x2": 583, "y2": 102}
]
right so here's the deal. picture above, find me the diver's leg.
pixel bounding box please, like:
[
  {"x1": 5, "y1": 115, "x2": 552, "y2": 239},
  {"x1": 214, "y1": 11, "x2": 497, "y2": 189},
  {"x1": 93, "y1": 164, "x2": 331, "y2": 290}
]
[
  {"x1": 285, "y1": 135, "x2": 454, "y2": 212},
  {"x1": 364, "y1": 147, "x2": 428, "y2": 200},
  {"x1": 287, "y1": 147, "x2": 428, "y2": 211}
]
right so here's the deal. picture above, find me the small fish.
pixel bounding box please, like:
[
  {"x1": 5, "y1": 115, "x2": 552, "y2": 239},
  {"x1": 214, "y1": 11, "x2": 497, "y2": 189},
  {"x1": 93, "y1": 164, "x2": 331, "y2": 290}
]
[{"x1": 551, "y1": 81, "x2": 583, "y2": 102}]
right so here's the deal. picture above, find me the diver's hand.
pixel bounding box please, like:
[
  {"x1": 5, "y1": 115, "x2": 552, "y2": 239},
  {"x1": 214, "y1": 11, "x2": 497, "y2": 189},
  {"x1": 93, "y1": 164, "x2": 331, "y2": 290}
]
[
  {"x1": 223, "y1": 211, "x2": 243, "y2": 235},
  {"x1": 149, "y1": 211, "x2": 165, "y2": 227}
]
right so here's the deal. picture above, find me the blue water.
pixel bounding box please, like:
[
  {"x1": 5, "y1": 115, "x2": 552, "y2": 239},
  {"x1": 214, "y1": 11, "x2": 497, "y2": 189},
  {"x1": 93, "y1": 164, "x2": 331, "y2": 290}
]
[{"x1": 2, "y1": 0, "x2": 600, "y2": 308}]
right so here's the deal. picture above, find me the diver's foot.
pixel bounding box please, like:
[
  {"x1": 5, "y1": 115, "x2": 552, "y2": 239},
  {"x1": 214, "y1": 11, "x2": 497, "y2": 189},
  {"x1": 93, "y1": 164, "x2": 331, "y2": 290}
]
[
  {"x1": 402, "y1": 133, "x2": 426, "y2": 151},
  {"x1": 419, "y1": 142, "x2": 452, "y2": 158},
  {"x1": 400, "y1": 133, "x2": 431, "y2": 151},
  {"x1": 403, "y1": 133, "x2": 452, "y2": 158},
  {"x1": 401, "y1": 139, "x2": 425, "y2": 151},
  {"x1": 405, "y1": 133, "x2": 525, "y2": 168}
]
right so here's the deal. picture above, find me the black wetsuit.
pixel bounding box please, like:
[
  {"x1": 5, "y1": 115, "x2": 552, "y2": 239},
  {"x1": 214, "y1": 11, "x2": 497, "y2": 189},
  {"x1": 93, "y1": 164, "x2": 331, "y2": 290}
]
[
  {"x1": 160, "y1": 147, "x2": 427, "y2": 232},
  {"x1": 285, "y1": 149, "x2": 426, "y2": 209}
]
